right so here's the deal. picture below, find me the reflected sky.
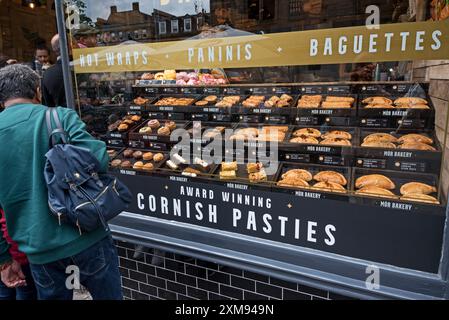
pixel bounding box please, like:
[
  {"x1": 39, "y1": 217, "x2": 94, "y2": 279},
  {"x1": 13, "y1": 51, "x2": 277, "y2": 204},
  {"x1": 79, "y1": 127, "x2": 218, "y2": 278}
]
[{"x1": 85, "y1": 0, "x2": 211, "y2": 22}]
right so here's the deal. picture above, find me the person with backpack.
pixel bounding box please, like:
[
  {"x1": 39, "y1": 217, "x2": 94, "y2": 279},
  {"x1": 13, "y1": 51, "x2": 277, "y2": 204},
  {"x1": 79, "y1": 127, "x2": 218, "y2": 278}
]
[
  {"x1": 0, "y1": 208, "x2": 37, "y2": 300},
  {"x1": 0, "y1": 64, "x2": 124, "y2": 300}
]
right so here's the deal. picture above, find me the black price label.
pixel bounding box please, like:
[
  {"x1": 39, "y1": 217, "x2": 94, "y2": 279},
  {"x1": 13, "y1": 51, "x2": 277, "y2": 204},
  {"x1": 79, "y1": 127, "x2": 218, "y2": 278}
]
[
  {"x1": 399, "y1": 161, "x2": 426, "y2": 173},
  {"x1": 361, "y1": 85, "x2": 380, "y2": 93},
  {"x1": 213, "y1": 114, "x2": 233, "y2": 122},
  {"x1": 356, "y1": 158, "x2": 387, "y2": 169},
  {"x1": 145, "y1": 88, "x2": 159, "y2": 94},
  {"x1": 265, "y1": 116, "x2": 288, "y2": 124},
  {"x1": 107, "y1": 140, "x2": 125, "y2": 147},
  {"x1": 168, "y1": 113, "x2": 185, "y2": 120},
  {"x1": 163, "y1": 87, "x2": 179, "y2": 94},
  {"x1": 241, "y1": 115, "x2": 261, "y2": 123},
  {"x1": 253, "y1": 88, "x2": 269, "y2": 94},
  {"x1": 327, "y1": 86, "x2": 350, "y2": 93},
  {"x1": 253, "y1": 108, "x2": 273, "y2": 114},
  {"x1": 284, "y1": 153, "x2": 311, "y2": 162},
  {"x1": 398, "y1": 119, "x2": 426, "y2": 128},
  {"x1": 129, "y1": 105, "x2": 143, "y2": 111},
  {"x1": 301, "y1": 86, "x2": 322, "y2": 94},
  {"x1": 204, "y1": 87, "x2": 221, "y2": 95},
  {"x1": 182, "y1": 87, "x2": 199, "y2": 94},
  {"x1": 318, "y1": 155, "x2": 345, "y2": 166},
  {"x1": 128, "y1": 141, "x2": 145, "y2": 149},
  {"x1": 360, "y1": 118, "x2": 390, "y2": 128},
  {"x1": 295, "y1": 116, "x2": 319, "y2": 125},
  {"x1": 191, "y1": 114, "x2": 209, "y2": 121},
  {"x1": 147, "y1": 142, "x2": 166, "y2": 150},
  {"x1": 225, "y1": 88, "x2": 241, "y2": 95},
  {"x1": 272, "y1": 87, "x2": 292, "y2": 94},
  {"x1": 159, "y1": 106, "x2": 174, "y2": 112},
  {"x1": 148, "y1": 112, "x2": 165, "y2": 119}
]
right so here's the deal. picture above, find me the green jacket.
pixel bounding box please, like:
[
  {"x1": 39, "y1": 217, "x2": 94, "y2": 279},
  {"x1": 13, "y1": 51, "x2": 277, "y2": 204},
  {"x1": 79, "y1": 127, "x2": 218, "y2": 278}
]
[{"x1": 0, "y1": 104, "x2": 109, "y2": 265}]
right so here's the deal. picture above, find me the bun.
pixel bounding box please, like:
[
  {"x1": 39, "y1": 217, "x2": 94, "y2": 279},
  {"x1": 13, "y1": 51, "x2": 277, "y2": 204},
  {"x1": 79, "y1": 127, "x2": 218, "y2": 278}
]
[
  {"x1": 355, "y1": 174, "x2": 396, "y2": 190},
  {"x1": 400, "y1": 182, "x2": 437, "y2": 196},
  {"x1": 314, "y1": 171, "x2": 347, "y2": 186}
]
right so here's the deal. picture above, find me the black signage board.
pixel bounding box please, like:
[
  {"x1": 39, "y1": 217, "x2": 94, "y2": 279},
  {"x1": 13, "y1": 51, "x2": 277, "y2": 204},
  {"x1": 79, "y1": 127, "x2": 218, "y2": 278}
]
[{"x1": 115, "y1": 174, "x2": 445, "y2": 273}]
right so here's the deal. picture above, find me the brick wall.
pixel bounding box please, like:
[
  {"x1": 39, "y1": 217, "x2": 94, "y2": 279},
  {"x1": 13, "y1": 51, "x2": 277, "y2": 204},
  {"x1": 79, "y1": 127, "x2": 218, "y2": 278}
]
[
  {"x1": 115, "y1": 240, "x2": 351, "y2": 301},
  {"x1": 413, "y1": 60, "x2": 449, "y2": 197}
]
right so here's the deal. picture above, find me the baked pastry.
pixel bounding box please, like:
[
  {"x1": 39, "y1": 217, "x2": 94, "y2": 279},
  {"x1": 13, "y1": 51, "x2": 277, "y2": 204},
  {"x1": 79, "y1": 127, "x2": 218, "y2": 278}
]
[
  {"x1": 143, "y1": 152, "x2": 154, "y2": 161},
  {"x1": 133, "y1": 97, "x2": 148, "y2": 106},
  {"x1": 165, "y1": 121, "x2": 177, "y2": 131},
  {"x1": 164, "y1": 70, "x2": 177, "y2": 80},
  {"x1": 118, "y1": 124, "x2": 129, "y2": 132},
  {"x1": 402, "y1": 104, "x2": 430, "y2": 109},
  {"x1": 322, "y1": 131, "x2": 352, "y2": 140},
  {"x1": 364, "y1": 104, "x2": 395, "y2": 109},
  {"x1": 300, "y1": 95, "x2": 322, "y2": 102},
  {"x1": 293, "y1": 128, "x2": 321, "y2": 138},
  {"x1": 247, "y1": 163, "x2": 263, "y2": 174},
  {"x1": 397, "y1": 134, "x2": 433, "y2": 145},
  {"x1": 148, "y1": 120, "x2": 161, "y2": 130},
  {"x1": 362, "y1": 141, "x2": 396, "y2": 149},
  {"x1": 133, "y1": 151, "x2": 143, "y2": 160},
  {"x1": 153, "y1": 153, "x2": 164, "y2": 162},
  {"x1": 277, "y1": 177, "x2": 309, "y2": 188},
  {"x1": 222, "y1": 162, "x2": 238, "y2": 172},
  {"x1": 290, "y1": 136, "x2": 319, "y2": 144},
  {"x1": 139, "y1": 127, "x2": 152, "y2": 134},
  {"x1": 133, "y1": 161, "x2": 144, "y2": 170},
  {"x1": 314, "y1": 171, "x2": 347, "y2": 186},
  {"x1": 220, "y1": 170, "x2": 237, "y2": 180},
  {"x1": 401, "y1": 193, "x2": 439, "y2": 204},
  {"x1": 249, "y1": 170, "x2": 268, "y2": 183},
  {"x1": 320, "y1": 138, "x2": 351, "y2": 146},
  {"x1": 183, "y1": 167, "x2": 202, "y2": 176},
  {"x1": 166, "y1": 160, "x2": 179, "y2": 170},
  {"x1": 122, "y1": 120, "x2": 134, "y2": 125},
  {"x1": 195, "y1": 100, "x2": 209, "y2": 106},
  {"x1": 154, "y1": 72, "x2": 165, "y2": 80},
  {"x1": 355, "y1": 174, "x2": 396, "y2": 190},
  {"x1": 123, "y1": 149, "x2": 134, "y2": 158},
  {"x1": 157, "y1": 127, "x2": 171, "y2": 136},
  {"x1": 325, "y1": 96, "x2": 355, "y2": 103},
  {"x1": 400, "y1": 182, "x2": 437, "y2": 196},
  {"x1": 261, "y1": 126, "x2": 289, "y2": 133},
  {"x1": 280, "y1": 94, "x2": 293, "y2": 102},
  {"x1": 110, "y1": 159, "x2": 122, "y2": 168},
  {"x1": 141, "y1": 73, "x2": 154, "y2": 80},
  {"x1": 363, "y1": 133, "x2": 398, "y2": 144},
  {"x1": 131, "y1": 115, "x2": 142, "y2": 122},
  {"x1": 362, "y1": 97, "x2": 393, "y2": 105},
  {"x1": 298, "y1": 101, "x2": 320, "y2": 108},
  {"x1": 276, "y1": 100, "x2": 290, "y2": 108},
  {"x1": 142, "y1": 163, "x2": 154, "y2": 172},
  {"x1": 120, "y1": 161, "x2": 132, "y2": 169},
  {"x1": 205, "y1": 95, "x2": 218, "y2": 103},
  {"x1": 321, "y1": 101, "x2": 351, "y2": 109},
  {"x1": 399, "y1": 143, "x2": 436, "y2": 151},
  {"x1": 356, "y1": 187, "x2": 396, "y2": 198},
  {"x1": 282, "y1": 169, "x2": 313, "y2": 182},
  {"x1": 394, "y1": 97, "x2": 428, "y2": 106},
  {"x1": 312, "y1": 182, "x2": 346, "y2": 193}
]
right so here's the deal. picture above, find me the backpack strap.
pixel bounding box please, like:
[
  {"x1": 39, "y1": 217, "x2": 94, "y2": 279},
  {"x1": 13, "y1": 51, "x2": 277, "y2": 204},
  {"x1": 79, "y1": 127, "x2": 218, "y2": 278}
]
[{"x1": 46, "y1": 108, "x2": 68, "y2": 147}]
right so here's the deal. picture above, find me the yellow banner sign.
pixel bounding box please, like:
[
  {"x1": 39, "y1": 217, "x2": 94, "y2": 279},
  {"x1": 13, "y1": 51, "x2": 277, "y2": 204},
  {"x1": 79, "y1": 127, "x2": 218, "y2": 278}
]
[{"x1": 73, "y1": 21, "x2": 449, "y2": 74}]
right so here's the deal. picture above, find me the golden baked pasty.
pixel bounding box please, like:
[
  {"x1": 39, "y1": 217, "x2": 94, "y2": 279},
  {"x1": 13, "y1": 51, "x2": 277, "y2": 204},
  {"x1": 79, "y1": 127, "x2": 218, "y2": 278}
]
[
  {"x1": 322, "y1": 131, "x2": 352, "y2": 140},
  {"x1": 277, "y1": 177, "x2": 310, "y2": 188},
  {"x1": 293, "y1": 128, "x2": 321, "y2": 138},
  {"x1": 362, "y1": 97, "x2": 393, "y2": 105},
  {"x1": 298, "y1": 101, "x2": 320, "y2": 108},
  {"x1": 321, "y1": 101, "x2": 352, "y2": 109},
  {"x1": 249, "y1": 170, "x2": 268, "y2": 183},
  {"x1": 361, "y1": 141, "x2": 396, "y2": 149},
  {"x1": 402, "y1": 104, "x2": 430, "y2": 110},
  {"x1": 401, "y1": 193, "x2": 439, "y2": 204},
  {"x1": 400, "y1": 182, "x2": 437, "y2": 196},
  {"x1": 325, "y1": 96, "x2": 355, "y2": 103},
  {"x1": 282, "y1": 169, "x2": 313, "y2": 182},
  {"x1": 399, "y1": 143, "x2": 436, "y2": 151},
  {"x1": 247, "y1": 163, "x2": 263, "y2": 174},
  {"x1": 261, "y1": 126, "x2": 289, "y2": 133},
  {"x1": 364, "y1": 104, "x2": 395, "y2": 109},
  {"x1": 355, "y1": 174, "x2": 396, "y2": 190},
  {"x1": 220, "y1": 170, "x2": 237, "y2": 180},
  {"x1": 290, "y1": 136, "x2": 319, "y2": 144},
  {"x1": 314, "y1": 171, "x2": 347, "y2": 186},
  {"x1": 397, "y1": 134, "x2": 433, "y2": 145},
  {"x1": 312, "y1": 182, "x2": 346, "y2": 193},
  {"x1": 394, "y1": 97, "x2": 428, "y2": 106},
  {"x1": 320, "y1": 138, "x2": 351, "y2": 146},
  {"x1": 222, "y1": 162, "x2": 238, "y2": 171},
  {"x1": 363, "y1": 133, "x2": 398, "y2": 144},
  {"x1": 356, "y1": 187, "x2": 396, "y2": 198}
]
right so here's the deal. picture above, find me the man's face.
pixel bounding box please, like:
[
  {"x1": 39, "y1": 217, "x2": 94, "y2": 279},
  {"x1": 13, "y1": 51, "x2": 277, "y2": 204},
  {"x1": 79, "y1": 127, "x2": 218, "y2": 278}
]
[{"x1": 36, "y1": 49, "x2": 49, "y2": 64}]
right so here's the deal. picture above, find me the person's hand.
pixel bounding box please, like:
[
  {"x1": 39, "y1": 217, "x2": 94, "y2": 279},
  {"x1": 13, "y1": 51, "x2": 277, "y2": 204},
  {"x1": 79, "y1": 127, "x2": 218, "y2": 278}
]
[
  {"x1": 6, "y1": 59, "x2": 17, "y2": 65},
  {"x1": 0, "y1": 260, "x2": 27, "y2": 288}
]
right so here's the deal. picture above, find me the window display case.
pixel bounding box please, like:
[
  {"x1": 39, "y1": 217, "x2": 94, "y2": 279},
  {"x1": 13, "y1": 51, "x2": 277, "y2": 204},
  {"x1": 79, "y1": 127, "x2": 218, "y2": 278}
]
[{"x1": 57, "y1": 0, "x2": 449, "y2": 299}]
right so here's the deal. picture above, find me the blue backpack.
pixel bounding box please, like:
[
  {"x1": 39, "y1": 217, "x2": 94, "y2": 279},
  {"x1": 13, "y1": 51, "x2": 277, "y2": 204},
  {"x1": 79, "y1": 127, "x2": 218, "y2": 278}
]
[{"x1": 44, "y1": 108, "x2": 132, "y2": 234}]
